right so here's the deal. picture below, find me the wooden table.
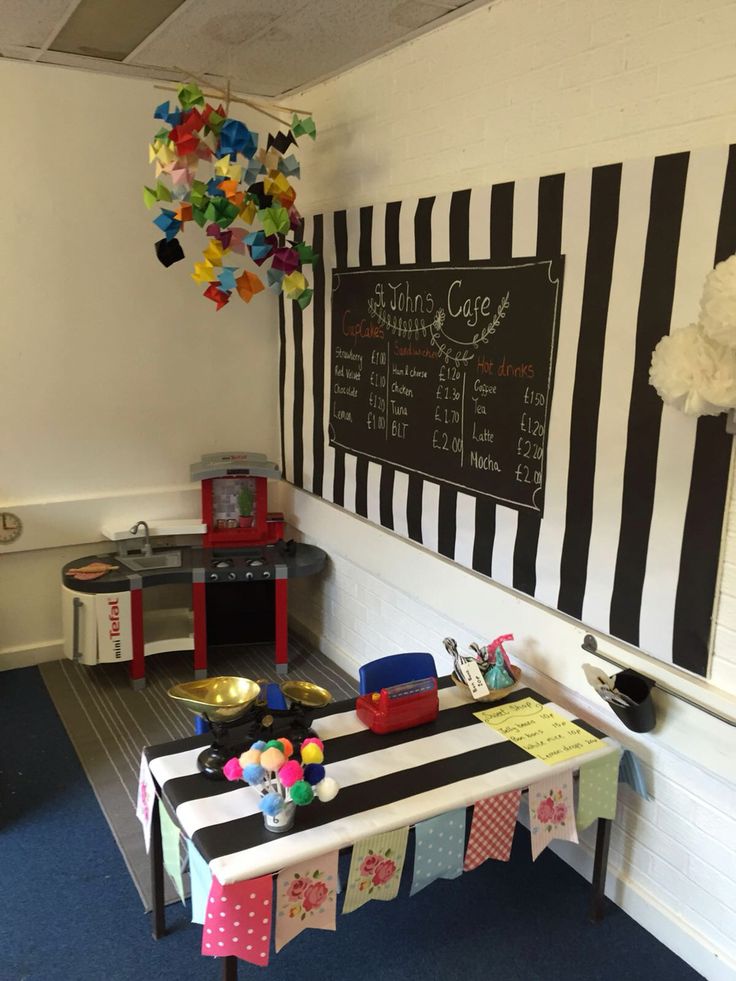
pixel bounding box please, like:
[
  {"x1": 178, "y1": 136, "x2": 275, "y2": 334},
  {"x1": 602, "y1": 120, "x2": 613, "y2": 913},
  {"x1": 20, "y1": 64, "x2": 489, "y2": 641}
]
[{"x1": 145, "y1": 679, "x2": 618, "y2": 979}]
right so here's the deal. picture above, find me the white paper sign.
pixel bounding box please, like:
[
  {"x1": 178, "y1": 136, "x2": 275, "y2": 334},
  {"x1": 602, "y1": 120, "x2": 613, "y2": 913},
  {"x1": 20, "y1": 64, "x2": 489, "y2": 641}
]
[{"x1": 458, "y1": 660, "x2": 490, "y2": 699}]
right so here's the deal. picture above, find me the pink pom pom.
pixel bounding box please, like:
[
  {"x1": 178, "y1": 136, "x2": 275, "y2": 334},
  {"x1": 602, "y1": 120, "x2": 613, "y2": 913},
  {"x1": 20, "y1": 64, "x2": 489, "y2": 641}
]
[
  {"x1": 301, "y1": 736, "x2": 324, "y2": 752},
  {"x1": 222, "y1": 757, "x2": 243, "y2": 782},
  {"x1": 260, "y1": 747, "x2": 286, "y2": 771},
  {"x1": 278, "y1": 759, "x2": 304, "y2": 787}
]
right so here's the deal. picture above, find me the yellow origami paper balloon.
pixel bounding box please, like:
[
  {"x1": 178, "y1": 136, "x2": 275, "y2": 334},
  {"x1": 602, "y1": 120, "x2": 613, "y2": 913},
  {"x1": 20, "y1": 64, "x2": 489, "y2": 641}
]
[
  {"x1": 240, "y1": 201, "x2": 257, "y2": 225},
  {"x1": 203, "y1": 240, "x2": 226, "y2": 266},
  {"x1": 192, "y1": 260, "x2": 218, "y2": 284},
  {"x1": 283, "y1": 271, "x2": 307, "y2": 299}
]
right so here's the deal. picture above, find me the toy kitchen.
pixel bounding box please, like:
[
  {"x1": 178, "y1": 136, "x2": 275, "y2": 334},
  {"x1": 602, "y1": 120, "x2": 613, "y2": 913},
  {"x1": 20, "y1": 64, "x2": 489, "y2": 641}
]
[{"x1": 61, "y1": 452, "x2": 326, "y2": 689}]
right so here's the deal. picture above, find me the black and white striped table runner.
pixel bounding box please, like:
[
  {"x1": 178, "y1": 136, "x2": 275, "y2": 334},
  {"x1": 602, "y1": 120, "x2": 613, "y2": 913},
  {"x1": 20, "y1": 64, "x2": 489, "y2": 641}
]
[{"x1": 146, "y1": 679, "x2": 616, "y2": 885}]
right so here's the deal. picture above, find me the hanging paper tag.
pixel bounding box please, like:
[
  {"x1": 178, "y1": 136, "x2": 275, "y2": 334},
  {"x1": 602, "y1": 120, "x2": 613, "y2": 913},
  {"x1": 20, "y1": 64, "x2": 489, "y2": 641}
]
[{"x1": 458, "y1": 659, "x2": 490, "y2": 699}]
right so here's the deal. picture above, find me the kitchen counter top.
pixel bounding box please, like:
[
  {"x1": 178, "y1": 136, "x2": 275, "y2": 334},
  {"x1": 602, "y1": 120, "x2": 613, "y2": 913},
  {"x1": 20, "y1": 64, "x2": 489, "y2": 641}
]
[{"x1": 62, "y1": 542, "x2": 326, "y2": 593}]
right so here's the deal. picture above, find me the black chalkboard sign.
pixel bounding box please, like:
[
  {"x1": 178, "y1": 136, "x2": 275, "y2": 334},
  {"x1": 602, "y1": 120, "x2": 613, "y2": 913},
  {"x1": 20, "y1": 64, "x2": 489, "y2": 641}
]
[{"x1": 329, "y1": 259, "x2": 564, "y2": 513}]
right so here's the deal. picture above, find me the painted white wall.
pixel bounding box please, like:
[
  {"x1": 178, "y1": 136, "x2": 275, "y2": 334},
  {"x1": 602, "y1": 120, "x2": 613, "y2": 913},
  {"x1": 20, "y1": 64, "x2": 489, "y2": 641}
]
[
  {"x1": 276, "y1": 0, "x2": 736, "y2": 976},
  {"x1": 0, "y1": 61, "x2": 281, "y2": 659}
]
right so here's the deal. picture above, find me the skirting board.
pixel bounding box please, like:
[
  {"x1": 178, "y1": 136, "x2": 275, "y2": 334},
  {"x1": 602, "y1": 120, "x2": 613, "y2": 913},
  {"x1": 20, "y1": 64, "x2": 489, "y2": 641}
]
[
  {"x1": 0, "y1": 641, "x2": 64, "y2": 671},
  {"x1": 289, "y1": 613, "x2": 734, "y2": 981}
]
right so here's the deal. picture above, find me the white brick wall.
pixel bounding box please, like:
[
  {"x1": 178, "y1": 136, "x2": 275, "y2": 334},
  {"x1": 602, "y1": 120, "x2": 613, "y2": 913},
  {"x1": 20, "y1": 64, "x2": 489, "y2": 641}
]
[{"x1": 282, "y1": 1, "x2": 736, "y2": 977}]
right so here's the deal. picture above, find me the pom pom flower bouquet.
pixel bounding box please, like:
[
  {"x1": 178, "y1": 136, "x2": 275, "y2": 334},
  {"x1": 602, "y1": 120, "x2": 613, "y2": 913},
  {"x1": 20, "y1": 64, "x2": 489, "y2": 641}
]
[{"x1": 223, "y1": 737, "x2": 339, "y2": 832}]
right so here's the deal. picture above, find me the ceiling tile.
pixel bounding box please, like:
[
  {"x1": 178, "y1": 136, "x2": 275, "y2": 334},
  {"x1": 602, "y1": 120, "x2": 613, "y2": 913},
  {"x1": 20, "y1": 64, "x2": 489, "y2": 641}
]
[
  {"x1": 50, "y1": 0, "x2": 189, "y2": 61},
  {"x1": 0, "y1": 0, "x2": 76, "y2": 48}
]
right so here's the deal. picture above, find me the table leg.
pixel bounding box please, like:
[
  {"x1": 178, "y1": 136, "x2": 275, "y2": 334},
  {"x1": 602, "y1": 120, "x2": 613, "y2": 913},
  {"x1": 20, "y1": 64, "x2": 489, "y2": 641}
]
[
  {"x1": 274, "y1": 577, "x2": 288, "y2": 675},
  {"x1": 150, "y1": 796, "x2": 167, "y2": 939},
  {"x1": 220, "y1": 956, "x2": 238, "y2": 981},
  {"x1": 589, "y1": 817, "x2": 612, "y2": 922}
]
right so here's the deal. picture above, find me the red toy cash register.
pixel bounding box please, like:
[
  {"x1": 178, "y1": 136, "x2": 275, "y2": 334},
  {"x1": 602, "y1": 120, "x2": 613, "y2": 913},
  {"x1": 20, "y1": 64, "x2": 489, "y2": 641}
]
[{"x1": 355, "y1": 677, "x2": 439, "y2": 734}]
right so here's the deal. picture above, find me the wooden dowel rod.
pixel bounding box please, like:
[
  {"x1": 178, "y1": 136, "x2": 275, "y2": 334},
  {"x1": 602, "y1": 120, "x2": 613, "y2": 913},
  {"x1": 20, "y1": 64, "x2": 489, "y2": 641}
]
[{"x1": 153, "y1": 84, "x2": 305, "y2": 126}]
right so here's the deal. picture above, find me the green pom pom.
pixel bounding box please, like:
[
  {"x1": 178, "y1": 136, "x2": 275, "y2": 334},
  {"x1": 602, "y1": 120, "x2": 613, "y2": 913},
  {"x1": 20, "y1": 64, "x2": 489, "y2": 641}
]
[
  {"x1": 290, "y1": 780, "x2": 314, "y2": 806},
  {"x1": 265, "y1": 739, "x2": 285, "y2": 752}
]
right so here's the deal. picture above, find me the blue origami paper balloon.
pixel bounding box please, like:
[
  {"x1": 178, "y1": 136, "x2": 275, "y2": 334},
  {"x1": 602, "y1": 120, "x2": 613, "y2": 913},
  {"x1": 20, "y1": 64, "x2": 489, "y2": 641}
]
[
  {"x1": 167, "y1": 108, "x2": 182, "y2": 127},
  {"x1": 217, "y1": 266, "x2": 239, "y2": 292},
  {"x1": 244, "y1": 159, "x2": 265, "y2": 184},
  {"x1": 218, "y1": 119, "x2": 258, "y2": 160},
  {"x1": 153, "y1": 209, "x2": 181, "y2": 241},
  {"x1": 267, "y1": 268, "x2": 285, "y2": 292},
  {"x1": 153, "y1": 100, "x2": 170, "y2": 120},
  {"x1": 206, "y1": 177, "x2": 226, "y2": 197}
]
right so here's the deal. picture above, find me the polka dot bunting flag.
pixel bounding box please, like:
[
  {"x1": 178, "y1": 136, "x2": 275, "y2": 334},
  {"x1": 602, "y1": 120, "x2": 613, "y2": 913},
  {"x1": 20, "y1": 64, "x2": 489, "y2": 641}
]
[{"x1": 201, "y1": 873, "x2": 273, "y2": 965}]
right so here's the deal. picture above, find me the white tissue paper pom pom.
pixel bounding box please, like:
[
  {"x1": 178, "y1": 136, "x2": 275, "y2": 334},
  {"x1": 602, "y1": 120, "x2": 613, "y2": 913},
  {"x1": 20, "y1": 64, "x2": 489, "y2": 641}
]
[
  {"x1": 649, "y1": 323, "x2": 736, "y2": 416},
  {"x1": 700, "y1": 255, "x2": 736, "y2": 348},
  {"x1": 314, "y1": 777, "x2": 339, "y2": 802}
]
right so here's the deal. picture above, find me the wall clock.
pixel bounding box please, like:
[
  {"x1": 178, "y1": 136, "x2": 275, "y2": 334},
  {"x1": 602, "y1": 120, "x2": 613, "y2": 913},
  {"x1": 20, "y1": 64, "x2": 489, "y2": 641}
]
[{"x1": 0, "y1": 512, "x2": 22, "y2": 544}]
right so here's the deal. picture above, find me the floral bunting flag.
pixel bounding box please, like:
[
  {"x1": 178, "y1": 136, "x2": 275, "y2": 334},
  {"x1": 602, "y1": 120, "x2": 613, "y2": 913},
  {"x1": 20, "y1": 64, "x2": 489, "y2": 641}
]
[
  {"x1": 464, "y1": 791, "x2": 521, "y2": 871},
  {"x1": 619, "y1": 749, "x2": 652, "y2": 800},
  {"x1": 576, "y1": 751, "x2": 621, "y2": 831},
  {"x1": 411, "y1": 809, "x2": 466, "y2": 895},
  {"x1": 135, "y1": 752, "x2": 156, "y2": 853},
  {"x1": 275, "y1": 852, "x2": 339, "y2": 952},
  {"x1": 342, "y1": 828, "x2": 409, "y2": 914},
  {"x1": 529, "y1": 771, "x2": 578, "y2": 861},
  {"x1": 159, "y1": 800, "x2": 186, "y2": 903},
  {"x1": 201, "y1": 873, "x2": 273, "y2": 966},
  {"x1": 187, "y1": 840, "x2": 212, "y2": 925}
]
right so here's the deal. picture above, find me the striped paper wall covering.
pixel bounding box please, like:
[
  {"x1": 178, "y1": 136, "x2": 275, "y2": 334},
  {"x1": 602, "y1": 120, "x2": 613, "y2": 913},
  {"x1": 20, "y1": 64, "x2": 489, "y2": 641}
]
[{"x1": 280, "y1": 144, "x2": 736, "y2": 677}]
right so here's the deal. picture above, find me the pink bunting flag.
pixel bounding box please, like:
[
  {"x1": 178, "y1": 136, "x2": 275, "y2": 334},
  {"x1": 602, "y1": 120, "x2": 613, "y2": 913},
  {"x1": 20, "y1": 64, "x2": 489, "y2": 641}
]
[
  {"x1": 463, "y1": 790, "x2": 522, "y2": 871},
  {"x1": 529, "y1": 771, "x2": 578, "y2": 861},
  {"x1": 135, "y1": 752, "x2": 156, "y2": 853},
  {"x1": 201, "y1": 874, "x2": 273, "y2": 966},
  {"x1": 275, "y1": 852, "x2": 339, "y2": 952}
]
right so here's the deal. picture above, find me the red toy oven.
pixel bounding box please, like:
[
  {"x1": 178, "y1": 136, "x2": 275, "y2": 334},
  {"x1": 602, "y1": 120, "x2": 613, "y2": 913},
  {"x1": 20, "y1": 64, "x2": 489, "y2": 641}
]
[{"x1": 191, "y1": 452, "x2": 285, "y2": 548}]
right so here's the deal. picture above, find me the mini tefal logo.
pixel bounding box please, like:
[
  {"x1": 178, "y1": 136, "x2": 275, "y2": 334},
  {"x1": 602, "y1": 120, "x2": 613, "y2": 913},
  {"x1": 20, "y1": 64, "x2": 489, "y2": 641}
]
[{"x1": 108, "y1": 597, "x2": 122, "y2": 658}]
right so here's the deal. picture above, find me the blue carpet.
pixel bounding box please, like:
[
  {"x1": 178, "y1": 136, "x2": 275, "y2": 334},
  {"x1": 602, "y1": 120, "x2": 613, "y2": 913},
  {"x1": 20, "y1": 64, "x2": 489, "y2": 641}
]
[{"x1": 0, "y1": 666, "x2": 701, "y2": 981}]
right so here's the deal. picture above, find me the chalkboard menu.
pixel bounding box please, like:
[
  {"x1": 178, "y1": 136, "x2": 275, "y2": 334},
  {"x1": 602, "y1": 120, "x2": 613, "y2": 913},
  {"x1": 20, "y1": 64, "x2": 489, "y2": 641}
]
[{"x1": 329, "y1": 259, "x2": 564, "y2": 513}]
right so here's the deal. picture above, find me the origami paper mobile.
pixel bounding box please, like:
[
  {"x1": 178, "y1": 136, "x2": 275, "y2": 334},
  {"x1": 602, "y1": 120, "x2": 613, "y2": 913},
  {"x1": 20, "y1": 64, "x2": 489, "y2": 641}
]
[
  {"x1": 296, "y1": 241, "x2": 318, "y2": 265},
  {"x1": 236, "y1": 269, "x2": 265, "y2": 302},
  {"x1": 267, "y1": 130, "x2": 298, "y2": 154},
  {"x1": 291, "y1": 114, "x2": 317, "y2": 140},
  {"x1": 155, "y1": 237, "x2": 185, "y2": 267},
  {"x1": 245, "y1": 230, "x2": 273, "y2": 262},
  {"x1": 177, "y1": 82, "x2": 205, "y2": 110},
  {"x1": 296, "y1": 288, "x2": 313, "y2": 310},
  {"x1": 283, "y1": 270, "x2": 307, "y2": 299},
  {"x1": 256, "y1": 146, "x2": 282, "y2": 172},
  {"x1": 271, "y1": 247, "x2": 300, "y2": 274},
  {"x1": 153, "y1": 209, "x2": 181, "y2": 241},
  {"x1": 264, "y1": 171, "x2": 290, "y2": 198},
  {"x1": 192, "y1": 260, "x2": 218, "y2": 283},
  {"x1": 258, "y1": 205, "x2": 290, "y2": 237},
  {"x1": 278, "y1": 154, "x2": 301, "y2": 180},
  {"x1": 239, "y1": 200, "x2": 258, "y2": 225},
  {"x1": 203, "y1": 240, "x2": 226, "y2": 266},
  {"x1": 219, "y1": 119, "x2": 257, "y2": 159},
  {"x1": 244, "y1": 159, "x2": 265, "y2": 184},
  {"x1": 217, "y1": 266, "x2": 239, "y2": 292},
  {"x1": 146, "y1": 82, "x2": 317, "y2": 311},
  {"x1": 203, "y1": 282, "x2": 230, "y2": 310}
]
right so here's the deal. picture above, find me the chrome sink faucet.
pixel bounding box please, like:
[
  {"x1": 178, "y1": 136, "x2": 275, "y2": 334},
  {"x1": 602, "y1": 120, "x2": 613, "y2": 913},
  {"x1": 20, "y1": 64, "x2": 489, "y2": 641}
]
[{"x1": 129, "y1": 521, "x2": 153, "y2": 556}]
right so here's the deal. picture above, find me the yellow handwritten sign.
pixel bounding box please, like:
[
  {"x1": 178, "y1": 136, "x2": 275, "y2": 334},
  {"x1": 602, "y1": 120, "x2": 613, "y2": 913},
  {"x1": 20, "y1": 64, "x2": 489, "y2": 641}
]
[{"x1": 474, "y1": 697, "x2": 604, "y2": 765}]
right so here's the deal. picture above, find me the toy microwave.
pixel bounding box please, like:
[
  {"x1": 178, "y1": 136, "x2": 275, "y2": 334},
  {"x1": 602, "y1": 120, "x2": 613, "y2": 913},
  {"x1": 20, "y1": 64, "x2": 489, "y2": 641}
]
[{"x1": 355, "y1": 677, "x2": 439, "y2": 734}]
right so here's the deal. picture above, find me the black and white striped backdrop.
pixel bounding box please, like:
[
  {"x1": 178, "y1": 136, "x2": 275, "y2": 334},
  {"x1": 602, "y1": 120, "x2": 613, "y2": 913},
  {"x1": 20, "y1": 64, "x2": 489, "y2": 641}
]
[{"x1": 280, "y1": 144, "x2": 736, "y2": 677}]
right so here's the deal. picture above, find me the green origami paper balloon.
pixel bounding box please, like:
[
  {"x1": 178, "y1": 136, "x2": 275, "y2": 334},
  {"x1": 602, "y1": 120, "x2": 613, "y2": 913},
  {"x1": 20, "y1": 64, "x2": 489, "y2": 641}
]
[
  {"x1": 296, "y1": 242, "x2": 319, "y2": 265},
  {"x1": 177, "y1": 82, "x2": 205, "y2": 109},
  {"x1": 258, "y1": 205, "x2": 290, "y2": 237},
  {"x1": 296, "y1": 288, "x2": 314, "y2": 310}
]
